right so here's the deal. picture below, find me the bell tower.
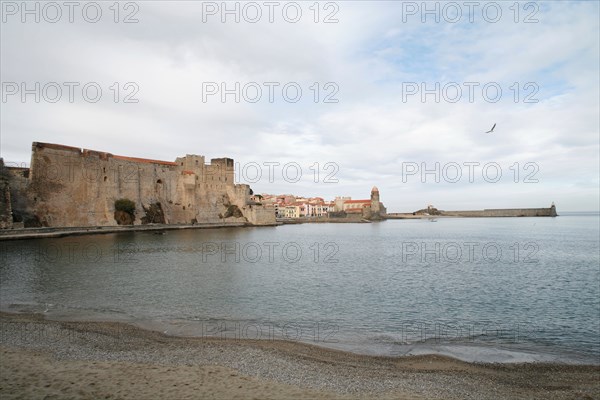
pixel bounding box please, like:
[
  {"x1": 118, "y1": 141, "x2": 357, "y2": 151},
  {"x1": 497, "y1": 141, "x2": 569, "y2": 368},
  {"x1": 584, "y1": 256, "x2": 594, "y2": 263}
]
[{"x1": 370, "y1": 186, "x2": 381, "y2": 216}]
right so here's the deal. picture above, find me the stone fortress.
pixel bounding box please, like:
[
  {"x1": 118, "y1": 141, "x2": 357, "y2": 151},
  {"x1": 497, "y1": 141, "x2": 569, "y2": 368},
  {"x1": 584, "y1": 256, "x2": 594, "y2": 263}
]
[
  {"x1": 0, "y1": 142, "x2": 557, "y2": 230},
  {"x1": 0, "y1": 142, "x2": 276, "y2": 228}
]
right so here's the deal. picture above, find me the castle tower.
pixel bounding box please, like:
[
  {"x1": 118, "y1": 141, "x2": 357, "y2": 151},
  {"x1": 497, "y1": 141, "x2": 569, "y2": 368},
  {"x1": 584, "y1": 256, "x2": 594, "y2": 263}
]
[{"x1": 370, "y1": 186, "x2": 381, "y2": 217}]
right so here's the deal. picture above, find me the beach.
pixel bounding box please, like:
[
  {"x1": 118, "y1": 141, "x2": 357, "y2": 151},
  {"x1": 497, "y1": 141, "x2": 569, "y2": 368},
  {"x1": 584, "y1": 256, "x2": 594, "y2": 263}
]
[{"x1": 1, "y1": 313, "x2": 598, "y2": 399}]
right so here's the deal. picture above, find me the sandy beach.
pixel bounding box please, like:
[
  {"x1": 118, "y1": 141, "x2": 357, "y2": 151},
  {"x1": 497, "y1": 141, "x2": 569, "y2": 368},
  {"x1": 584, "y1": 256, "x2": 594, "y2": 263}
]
[{"x1": 0, "y1": 313, "x2": 598, "y2": 399}]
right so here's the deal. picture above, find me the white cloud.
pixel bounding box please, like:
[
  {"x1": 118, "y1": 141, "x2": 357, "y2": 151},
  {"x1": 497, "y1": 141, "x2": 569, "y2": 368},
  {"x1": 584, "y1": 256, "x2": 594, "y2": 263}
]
[{"x1": 1, "y1": 1, "x2": 598, "y2": 211}]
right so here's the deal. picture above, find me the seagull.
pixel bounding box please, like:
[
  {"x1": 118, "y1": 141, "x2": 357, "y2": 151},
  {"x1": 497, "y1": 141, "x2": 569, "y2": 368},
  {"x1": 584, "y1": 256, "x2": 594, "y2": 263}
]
[{"x1": 485, "y1": 123, "x2": 496, "y2": 133}]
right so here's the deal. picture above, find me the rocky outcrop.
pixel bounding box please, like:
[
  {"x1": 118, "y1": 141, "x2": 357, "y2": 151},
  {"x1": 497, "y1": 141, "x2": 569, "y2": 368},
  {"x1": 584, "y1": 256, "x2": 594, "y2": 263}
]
[
  {"x1": 141, "y1": 202, "x2": 165, "y2": 224},
  {"x1": 414, "y1": 206, "x2": 442, "y2": 216},
  {"x1": 114, "y1": 210, "x2": 135, "y2": 225},
  {"x1": 220, "y1": 205, "x2": 244, "y2": 219}
]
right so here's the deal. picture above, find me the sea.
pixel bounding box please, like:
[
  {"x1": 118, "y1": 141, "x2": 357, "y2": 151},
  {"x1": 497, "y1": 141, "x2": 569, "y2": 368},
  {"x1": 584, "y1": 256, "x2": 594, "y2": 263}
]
[{"x1": 1, "y1": 213, "x2": 599, "y2": 364}]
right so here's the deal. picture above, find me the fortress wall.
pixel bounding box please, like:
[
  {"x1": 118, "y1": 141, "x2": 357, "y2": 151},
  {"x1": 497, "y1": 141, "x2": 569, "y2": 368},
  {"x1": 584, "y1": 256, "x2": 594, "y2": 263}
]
[
  {"x1": 0, "y1": 159, "x2": 12, "y2": 229},
  {"x1": 203, "y1": 158, "x2": 234, "y2": 192},
  {"x1": 227, "y1": 184, "x2": 251, "y2": 208},
  {"x1": 5, "y1": 167, "x2": 30, "y2": 226},
  {"x1": 0, "y1": 185, "x2": 11, "y2": 229},
  {"x1": 243, "y1": 204, "x2": 277, "y2": 225},
  {"x1": 17, "y1": 142, "x2": 276, "y2": 228},
  {"x1": 28, "y1": 143, "x2": 183, "y2": 226}
]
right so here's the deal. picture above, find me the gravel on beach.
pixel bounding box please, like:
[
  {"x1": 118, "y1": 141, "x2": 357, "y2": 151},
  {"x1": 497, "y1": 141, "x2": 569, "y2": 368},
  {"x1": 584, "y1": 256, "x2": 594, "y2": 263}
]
[{"x1": 1, "y1": 312, "x2": 598, "y2": 399}]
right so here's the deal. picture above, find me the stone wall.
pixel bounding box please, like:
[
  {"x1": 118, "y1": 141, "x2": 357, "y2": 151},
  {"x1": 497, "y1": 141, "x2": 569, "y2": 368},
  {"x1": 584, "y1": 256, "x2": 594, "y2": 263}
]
[
  {"x1": 441, "y1": 206, "x2": 557, "y2": 217},
  {"x1": 5, "y1": 166, "x2": 35, "y2": 226},
  {"x1": 0, "y1": 159, "x2": 13, "y2": 229},
  {"x1": 5, "y1": 142, "x2": 275, "y2": 228}
]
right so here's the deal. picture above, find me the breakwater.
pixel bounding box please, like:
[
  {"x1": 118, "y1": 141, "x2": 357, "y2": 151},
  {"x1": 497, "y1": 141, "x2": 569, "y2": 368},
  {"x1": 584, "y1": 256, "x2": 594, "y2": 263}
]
[
  {"x1": 386, "y1": 205, "x2": 557, "y2": 219},
  {"x1": 441, "y1": 206, "x2": 557, "y2": 217}
]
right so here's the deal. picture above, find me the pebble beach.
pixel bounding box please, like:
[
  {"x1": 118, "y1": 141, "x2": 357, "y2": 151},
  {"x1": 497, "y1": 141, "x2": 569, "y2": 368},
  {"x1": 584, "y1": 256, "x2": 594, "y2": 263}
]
[{"x1": 1, "y1": 312, "x2": 598, "y2": 399}]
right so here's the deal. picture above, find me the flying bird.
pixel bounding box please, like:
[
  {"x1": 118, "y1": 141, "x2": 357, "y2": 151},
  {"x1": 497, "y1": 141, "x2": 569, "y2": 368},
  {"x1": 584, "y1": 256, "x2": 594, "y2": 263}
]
[{"x1": 485, "y1": 123, "x2": 496, "y2": 133}]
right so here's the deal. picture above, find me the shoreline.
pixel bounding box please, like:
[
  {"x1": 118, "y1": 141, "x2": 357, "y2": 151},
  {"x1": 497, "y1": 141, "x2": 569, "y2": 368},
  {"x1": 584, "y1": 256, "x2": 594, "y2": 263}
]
[
  {"x1": 0, "y1": 212, "x2": 568, "y2": 241},
  {"x1": 1, "y1": 312, "x2": 599, "y2": 399},
  {"x1": 0, "y1": 221, "x2": 280, "y2": 241},
  {"x1": 3, "y1": 307, "x2": 597, "y2": 365}
]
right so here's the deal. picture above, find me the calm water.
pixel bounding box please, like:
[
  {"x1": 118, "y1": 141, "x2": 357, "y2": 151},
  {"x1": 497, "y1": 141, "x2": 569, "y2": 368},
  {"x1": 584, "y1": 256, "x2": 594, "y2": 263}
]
[{"x1": 1, "y1": 215, "x2": 599, "y2": 364}]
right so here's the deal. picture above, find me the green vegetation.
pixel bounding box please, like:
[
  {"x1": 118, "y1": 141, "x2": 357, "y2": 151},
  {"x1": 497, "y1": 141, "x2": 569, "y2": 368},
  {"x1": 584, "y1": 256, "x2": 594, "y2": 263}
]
[{"x1": 115, "y1": 198, "x2": 136, "y2": 215}]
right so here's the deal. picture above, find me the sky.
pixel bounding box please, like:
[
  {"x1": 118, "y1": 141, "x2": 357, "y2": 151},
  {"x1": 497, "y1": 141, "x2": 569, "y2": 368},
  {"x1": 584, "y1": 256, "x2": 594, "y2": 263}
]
[{"x1": 1, "y1": 1, "x2": 598, "y2": 212}]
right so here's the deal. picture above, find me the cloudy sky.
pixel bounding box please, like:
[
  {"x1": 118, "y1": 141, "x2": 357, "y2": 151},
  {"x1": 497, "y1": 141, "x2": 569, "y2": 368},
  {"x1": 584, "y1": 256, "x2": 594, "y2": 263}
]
[{"x1": 1, "y1": 1, "x2": 598, "y2": 211}]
